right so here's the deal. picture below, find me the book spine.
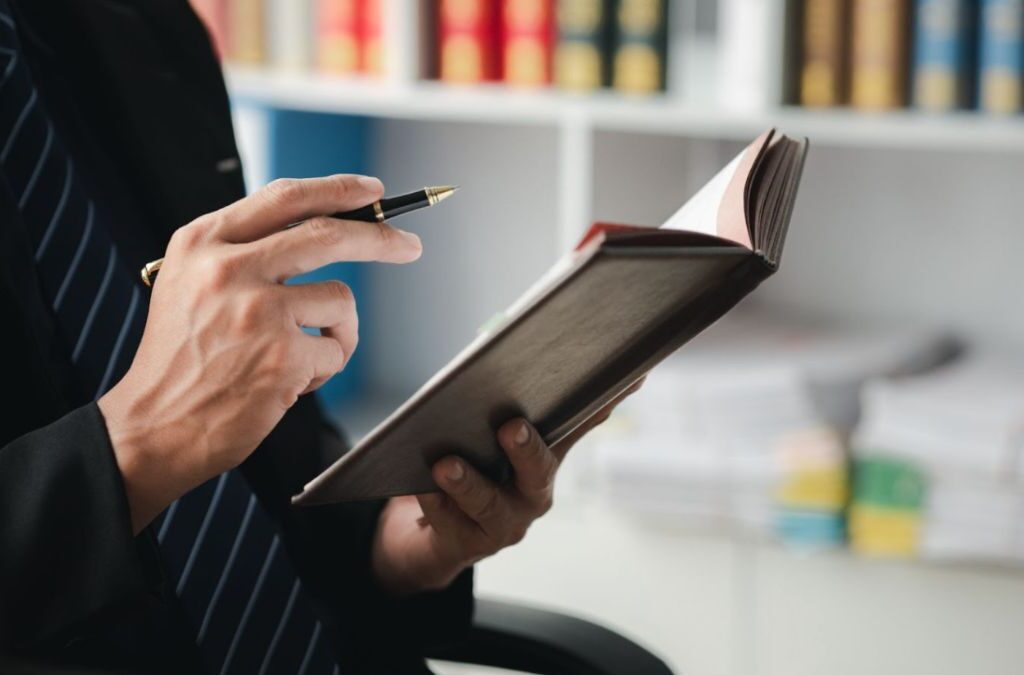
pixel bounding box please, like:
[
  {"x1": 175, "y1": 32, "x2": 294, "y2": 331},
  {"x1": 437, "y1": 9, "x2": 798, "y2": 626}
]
[
  {"x1": 718, "y1": 0, "x2": 796, "y2": 110},
  {"x1": 318, "y1": 0, "x2": 361, "y2": 75},
  {"x1": 611, "y1": 0, "x2": 668, "y2": 94},
  {"x1": 360, "y1": 0, "x2": 385, "y2": 75},
  {"x1": 438, "y1": 0, "x2": 502, "y2": 83},
  {"x1": 554, "y1": 0, "x2": 614, "y2": 91},
  {"x1": 800, "y1": 0, "x2": 849, "y2": 107},
  {"x1": 912, "y1": 0, "x2": 975, "y2": 110},
  {"x1": 189, "y1": 0, "x2": 230, "y2": 60},
  {"x1": 850, "y1": 0, "x2": 911, "y2": 110},
  {"x1": 978, "y1": 0, "x2": 1024, "y2": 114},
  {"x1": 502, "y1": 0, "x2": 555, "y2": 87},
  {"x1": 269, "y1": 0, "x2": 314, "y2": 71},
  {"x1": 228, "y1": 0, "x2": 266, "y2": 64}
]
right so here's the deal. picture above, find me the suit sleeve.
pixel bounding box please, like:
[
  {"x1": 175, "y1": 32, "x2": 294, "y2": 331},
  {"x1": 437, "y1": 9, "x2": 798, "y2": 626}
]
[
  {"x1": 239, "y1": 395, "x2": 474, "y2": 673},
  {"x1": 0, "y1": 404, "x2": 153, "y2": 653}
]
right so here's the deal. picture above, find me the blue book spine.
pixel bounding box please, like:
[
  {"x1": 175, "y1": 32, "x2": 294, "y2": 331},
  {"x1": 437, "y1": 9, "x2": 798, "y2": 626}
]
[
  {"x1": 913, "y1": 0, "x2": 976, "y2": 110},
  {"x1": 978, "y1": 0, "x2": 1024, "y2": 113}
]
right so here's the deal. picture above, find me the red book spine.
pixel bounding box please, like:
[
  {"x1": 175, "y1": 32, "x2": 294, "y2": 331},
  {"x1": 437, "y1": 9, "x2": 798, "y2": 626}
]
[
  {"x1": 359, "y1": 0, "x2": 384, "y2": 75},
  {"x1": 439, "y1": 0, "x2": 502, "y2": 83},
  {"x1": 318, "y1": 0, "x2": 360, "y2": 75},
  {"x1": 501, "y1": 0, "x2": 554, "y2": 86}
]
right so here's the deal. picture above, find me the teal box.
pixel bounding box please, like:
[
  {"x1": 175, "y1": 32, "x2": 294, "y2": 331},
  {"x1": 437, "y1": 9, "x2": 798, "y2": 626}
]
[
  {"x1": 267, "y1": 110, "x2": 372, "y2": 409},
  {"x1": 776, "y1": 509, "x2": 847, "y2": 551}
]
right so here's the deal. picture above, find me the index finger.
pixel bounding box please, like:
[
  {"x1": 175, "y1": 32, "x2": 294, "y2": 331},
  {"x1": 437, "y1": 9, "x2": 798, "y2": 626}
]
[
  {"x1": 211, "y1": 174, "x2": 384, "y2": 243},
  {"x1": 256, "y1": 216, "x2": 422, "y2": 282}
]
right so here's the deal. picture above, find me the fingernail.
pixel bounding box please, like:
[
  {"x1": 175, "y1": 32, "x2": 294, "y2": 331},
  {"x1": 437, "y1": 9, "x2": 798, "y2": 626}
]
[
  {"x1": 446, "y1": 460, "x2": 464, "y2": 482},
  {"x1": 514, "y1": 422, "x2": 531, "y2": 446},
  {"x1": 357, "y1": 175, "x2": 383, "y2": 192}
]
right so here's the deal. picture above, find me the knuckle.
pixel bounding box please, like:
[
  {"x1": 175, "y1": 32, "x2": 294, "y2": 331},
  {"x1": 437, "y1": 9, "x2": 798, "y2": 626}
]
[
  {"x1": 264, "y1": 178, "x2": 305, "y2": 207},
  {"x1": 306, "y1": 216, "x2": 342, "y2": 248},
  {"x1": 373, "y1": 220, "x2": 397, "y2": 248},
  {"x1": 507, "y1": 524, "x2": 529, "y2": 546},
  {"x1": 324, "y1": 279, "x2": 354, "y2": 306},
  {"x1": 536, "y1": 493, "x2": 554, "y2": 517},
  {"x1": 473, "y1": 489, "x2": 501, "y2": 522},
  {"x1": 168, "y1": 222, "x2": 203, "y2": 253},
  {"x1": 327, "y1": 337, "x2": 347, "y2": 373},
  {"x1": 334, "y1": 174, "x2": 357, "y2": 197},
  {"x1": 264, "y1": 338, "x2": 296, "y2": 375},
  {"x1": 234, "y1": 290, "x2": 268, "y2": 331},
  {"x1": 197, "y1": 254, "x2": 234, "y2": 291}
]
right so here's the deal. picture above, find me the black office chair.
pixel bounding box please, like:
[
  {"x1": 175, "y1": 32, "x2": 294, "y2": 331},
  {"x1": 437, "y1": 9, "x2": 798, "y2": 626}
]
[
  {"x1": 3, "y1": 598, "x2": 674, "y2": 675},
  {"x1": 429, "y1": 597, "x2": 675, "y2": 675}
]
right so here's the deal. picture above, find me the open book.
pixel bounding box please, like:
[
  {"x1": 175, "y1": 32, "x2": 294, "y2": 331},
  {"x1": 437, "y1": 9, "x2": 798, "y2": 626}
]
[{"x1": 294, "y1": 129, "x2": 809, "y2": 505}]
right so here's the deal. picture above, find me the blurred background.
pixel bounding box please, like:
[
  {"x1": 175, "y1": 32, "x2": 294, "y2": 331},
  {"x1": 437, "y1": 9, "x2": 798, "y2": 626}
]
[{"x1": 192, "y1": 0, "x2": 1023, "y2": 673}]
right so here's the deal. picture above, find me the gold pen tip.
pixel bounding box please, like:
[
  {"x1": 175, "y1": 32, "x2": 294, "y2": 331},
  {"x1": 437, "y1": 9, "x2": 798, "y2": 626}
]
[{"x1": 426, "y1": 185, "x2": 458, "y2": 205}]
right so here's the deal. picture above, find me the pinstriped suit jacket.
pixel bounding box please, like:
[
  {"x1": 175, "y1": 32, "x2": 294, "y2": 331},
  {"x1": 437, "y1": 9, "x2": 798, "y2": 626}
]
[{"x1": 0, "y1": 1, "x2": 472, "y2": 672}]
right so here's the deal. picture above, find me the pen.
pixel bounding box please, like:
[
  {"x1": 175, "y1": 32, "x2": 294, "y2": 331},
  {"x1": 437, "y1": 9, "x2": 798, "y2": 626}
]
[{"x1": 140, "y1": 185, "x2": 458, "y2": 287}]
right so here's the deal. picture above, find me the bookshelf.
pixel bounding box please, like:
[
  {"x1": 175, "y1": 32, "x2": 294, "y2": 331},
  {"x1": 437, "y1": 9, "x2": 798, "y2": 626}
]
[
  {"x1": 220, "y1": 4, "x2": 1024, "y2": 672},
  {"x1": 228, "y1": 66, "x2": 1024, "y2": 152}
]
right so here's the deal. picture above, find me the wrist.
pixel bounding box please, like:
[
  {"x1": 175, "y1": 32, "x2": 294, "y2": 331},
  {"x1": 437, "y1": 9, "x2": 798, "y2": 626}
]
[{"x1": 98, "y1": 378, "x2": 198, "y2": 534}]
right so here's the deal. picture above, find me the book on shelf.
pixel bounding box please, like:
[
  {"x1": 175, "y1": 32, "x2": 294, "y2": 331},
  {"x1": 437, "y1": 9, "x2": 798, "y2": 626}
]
[
  {"x1": 293, "y1": 129, "x2": 809, "y2": 504},
  {"x1": 850, "y1": 0, "x2": 912, "y2": 110},
  {"x1": 587, "y1": 312, "x2": 952, "y2": 540},
  {"x1": 317, "y1": 0, "x2": 360, "y2": 74},
  {"x1": 360, "y1": 0, "x2": 385, "y2": 74},
  {"x1": 554, "y1": 0, "x2": 615, "y2": 90},
  {"x1": 268, "y1": 0, "x2": 313, "y2": 71},
  {"x1": 611, "y1": 0, "x2": 669, "y2": 94},
  {"x1": 227, "y1": 0, "x2": 265, "y2": 64},
  {"x1": 438, "y1": 0, "x2": 503, "y2": 83},
  {"x1": 850, "y1": 354, "x2": 1024, "y2": 561},
  {"x1": 800, "y1": 0, "x2": 850, "y2": 107},
  {"x1": 502, "y1": 0, "x2": 555, "y2": 87},
  {"x1": 912, "y1": 0, "x2": 977, "y2": 111},
  {"x1": 978, "y1": 0, "x2": 1024, "y2": 114},
  {"x1": 718, "y1": 0, "x2": 801, "y2": 111}
]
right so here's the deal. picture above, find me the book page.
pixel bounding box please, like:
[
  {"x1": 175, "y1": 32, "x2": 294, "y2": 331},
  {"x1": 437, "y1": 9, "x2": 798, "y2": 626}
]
[{"x1": 659, "y1": 150, "x2": 744, "y2": 237}]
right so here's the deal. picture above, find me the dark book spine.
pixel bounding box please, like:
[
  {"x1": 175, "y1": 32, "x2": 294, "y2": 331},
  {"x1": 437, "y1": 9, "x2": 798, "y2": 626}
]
[
  {"x1": 611, "y1": 0, "x2": 668, "y2": 94},
  {"x1": 978, "y1": 0, "x2": 1024, "y2": 114},
  {"x1": 800, "y1": 0, "x2": 850, "y2": 107},
  {"x1": 912, "y1": 0, "x2": 977, "y2": 111},
  {"x1": 554, "y1": 0, "x2": 615, "y2": 90}
]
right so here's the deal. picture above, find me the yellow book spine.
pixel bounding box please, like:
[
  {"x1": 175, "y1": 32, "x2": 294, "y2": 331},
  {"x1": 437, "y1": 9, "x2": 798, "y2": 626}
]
[{"x1": 850, "y1": 0, "x2": 910, "y2": 109}]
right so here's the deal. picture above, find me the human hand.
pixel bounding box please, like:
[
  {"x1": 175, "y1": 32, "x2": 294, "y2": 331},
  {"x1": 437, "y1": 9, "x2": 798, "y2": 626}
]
[
  {"x1": 98, "y1": 175, "x2": 422, "y2": 533},
  {"x1": 371, "y1": 379, "x2": 645, "y2": 595}
]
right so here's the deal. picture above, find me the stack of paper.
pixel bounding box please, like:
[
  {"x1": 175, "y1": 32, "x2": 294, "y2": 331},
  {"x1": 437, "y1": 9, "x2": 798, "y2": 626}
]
[
  {"x1": 775, "y1": 427, "x2": 848, "y2": 550},
  {"x1": 851, "y1": 354, "x2": 1024, "y2": 562},
  {"x1": 587, "y1": 309, "x2": 954, "y2": 540}
]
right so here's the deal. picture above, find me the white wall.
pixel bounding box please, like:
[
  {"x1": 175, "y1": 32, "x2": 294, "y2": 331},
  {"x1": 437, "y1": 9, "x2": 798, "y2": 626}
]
[{"x1": 365, "y1": 120, "x2": 561, "y2": 396}]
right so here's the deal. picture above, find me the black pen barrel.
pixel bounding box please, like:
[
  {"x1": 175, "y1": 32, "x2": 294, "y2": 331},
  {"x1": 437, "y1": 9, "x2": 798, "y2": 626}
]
[
  {"x1": 331, "y1": 203, "x2": 377, "y2": 223},
  {"x1": 379, "y1": 189, "x2": 429, "y2": 220},
  {"x1": 330, "y1": 189, "x2": 429, "y2": 223}
]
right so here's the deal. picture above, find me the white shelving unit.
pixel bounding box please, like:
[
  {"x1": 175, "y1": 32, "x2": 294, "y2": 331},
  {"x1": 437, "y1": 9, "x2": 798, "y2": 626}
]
[
  {"x1": 228, "y1": 65, "x2": 1024, "y2": 675},
  {"x1": 228, "y1": 67, "x2": 1024, "y2": 152}
]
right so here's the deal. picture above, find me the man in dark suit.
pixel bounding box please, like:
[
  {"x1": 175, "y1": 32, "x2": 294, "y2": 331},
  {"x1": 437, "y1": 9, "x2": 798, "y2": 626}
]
[{"x1": 0, "y1": 1, "x2": 639, "y2": 673}]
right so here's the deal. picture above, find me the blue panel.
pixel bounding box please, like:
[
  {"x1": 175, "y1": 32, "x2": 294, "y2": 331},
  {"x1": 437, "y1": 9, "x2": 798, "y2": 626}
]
[{"x1": 266, "y1": 110, "x2": 373, "y2": 409}]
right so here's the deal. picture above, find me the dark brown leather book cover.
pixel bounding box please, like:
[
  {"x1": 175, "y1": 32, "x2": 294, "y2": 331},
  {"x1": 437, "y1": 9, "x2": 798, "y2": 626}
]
[{"x1": 294, "y1": 131, "x2": 807, "y2": 505}]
